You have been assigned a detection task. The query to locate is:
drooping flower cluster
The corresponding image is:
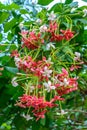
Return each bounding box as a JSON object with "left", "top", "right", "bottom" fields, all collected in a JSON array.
[
  {"left": 12, "top": 54, "right": 78, "bottom": 120},
  {"left": 16, "top": 94, "right": 64, "bottom": 121},
  {"left": 20, "top": 21, "right": 74, "bottom": 50},
  {"left": 11, "top": 11, "right": 81, "bottom": 121}
]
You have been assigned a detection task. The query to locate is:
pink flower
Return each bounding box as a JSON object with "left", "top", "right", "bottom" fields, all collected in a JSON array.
[{"left": 70, "top": 65, "right": 81, "bottom": 71}]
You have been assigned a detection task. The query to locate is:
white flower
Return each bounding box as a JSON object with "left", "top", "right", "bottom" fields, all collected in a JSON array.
[
  {"left": 52, "top": 76, "right": 58, "bottom": 83},
  {"left": 30, "top": 86, "right": 35, "bottom": 93},
  {"left": 59, "top": 81, "right": 64, "bottom": 87},
  {"left": 61, "top": 110, "right": 68, "bottom": 115},
  {"left": 46, "top": 57, "right": 53, "bottom": 65},
  {"left": 11, "top": 77, "right": 18, "bottom": 87},
  {"left": 22, "top": 113, "right": 33, "bottom": 121},
  {"left": 48, "top": 11, "right": 56, "bottom": 21},
  {"left": 57, "top": 110, "right": 68, "bottom": 115},
  {"left": 43, "top": 66, "right": 52, "bottom": 77},
  {"left": 43, "top": 80, "right": 56, "bottom": 92},
  {"left": 63, "top": 78, "right": 69, "bottom": 87},
  {"left": 46, "top": 42, "right": 55, "bottom": 50},
  {"left": 40, "top": 25, "right": 47, "bottom": 32},
  {"left": 75, "top": 52, "right": 81, "bottom": 58},
  {"left": 58, "top": 78, "right": 69, "bottom": 87},
  {"left": 14, "top": 57, "right": 21, "bottom": 68},
  {"left": 74, "top": 52, "right": 81, "bottom": 61},
  {"left": 83, "top": 9, "right": 87, "bottom": 17}
]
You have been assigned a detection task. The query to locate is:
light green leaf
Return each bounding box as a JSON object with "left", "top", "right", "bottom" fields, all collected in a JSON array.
[
  {"left": 4, "top": 18, "right": 17, "bottom": 33},
  {"left": 5, "top": 67, "right": 18, "bottom": 74},
  {"left": 0, "top": 12, "right": 9, "bottom": 24}
]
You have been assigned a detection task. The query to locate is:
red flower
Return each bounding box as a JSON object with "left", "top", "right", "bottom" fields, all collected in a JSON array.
[
  {"left": 34, "top": 110, "right": 47, "bottom": 121},
  {"left": 60, "top": 29, "right": 74, "bottom": 40},
  {"left": 21, "top": 31, "right": 44, "bottom": 50},
  {"left": 10, "top": 50, "right": 19, "bottom": 57}
]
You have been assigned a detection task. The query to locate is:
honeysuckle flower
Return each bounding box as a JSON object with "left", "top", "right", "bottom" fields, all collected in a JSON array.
[
  {"left": 40, "top": 25, "right": 47, "bottom": 32},
  {"left": 22, "top": 113, "right": 33, "bottom": 121},
  {"left": 30, "top": 86, "right": 35, "bottom": 93},
  {"left": 63, "top": 78, "right": 69, "bottom": 87},
  {"left": 42, "top": 66, "right": 52, "bottom": 77},
  {"left": 14, "top": 57, "right": 21, "bottom": 68},
  {"left": 52, "top": 76, "right": 58, "bottom": 84},
  {"left": 43, "top": 81, "right": 56, "bottom": 92},
  {"left": 46, "top": 58, "right": 53, "bottom": 65},
  {"left": 75, "top": 52, "right": 81, "bottom": 58},
  {"left": 11, "top": 77, "right": 18, "bottom": 87},
  {"left": 57, "top": 110, "right": 68, "bottom": 115},
  {"left": 46, "top": 42, "right": 55, "bottom": 50},
  {"left": 48, "top": 11, "right": 56, "bottom": 21},
  {"left": 74, "top": 52, "right": 81, "bottom": 61},
  {"left": 83, "top": 9, "right": 87, "bottom": 17}
]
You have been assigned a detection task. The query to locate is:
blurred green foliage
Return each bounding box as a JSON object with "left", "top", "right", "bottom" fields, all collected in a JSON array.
[{"left": 0, "top": 0, "right": 87, "bottom": 129}]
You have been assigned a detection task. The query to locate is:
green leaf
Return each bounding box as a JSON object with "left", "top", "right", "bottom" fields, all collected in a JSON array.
[
  {"left": 40, "top": 118, "right": 46, "bottom": 126},
  {"left": 69, "top": 2, "right": 78, "bottom": 7},
  {"left": 65, "top": 0, "right": 73, "bottom": 4},
  {"left": 0, "top": 12, "right": 9, "bottom": 24},
  {"left": 0, "top": 34, "right": 3, "bottom": 42},
  {"left": 49, "top": 3, "right": 63, "bottom": 13},
  {"left": 13, "top": 115, "right": 27, "bottom": 130},
  {"left": 0, "top": 2, "right": 5, "bottom": 10},
  {"left": 38, "top": 0, "right": 53, "bottom": 5},
  {"left": 0, "top": 53, "right": 6, "bottom": 57},
  {"left": 4, "top": 18, "right": 17, "bottom": 33},
  {"left": 20, "top": 9, "right": 29, "bottom": 14},
  {"left": 7, "top": 33, "right": 13, "bottom": 41},
  {"left": 5, "top": 3, "right": 20, "bottom": 10},
  {"left": 5, "top": 67, "right": 18, "bottom": 74}
]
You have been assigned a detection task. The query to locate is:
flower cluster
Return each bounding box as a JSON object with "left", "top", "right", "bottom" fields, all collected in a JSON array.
[
  {"left": 11, "top": 11, "right": 80, "bottom": 121},
  {"left": 20, "top": 21, "right": 74, "bottom": 50},
  {"left": 16, "top": 94, "right": 64, "bottom": 121},
  {"left": 12, "top": 54, "right": 78, "bottom": 120},
  {"left": 21, "top": 31, "right": 44, "bottom": 49}
]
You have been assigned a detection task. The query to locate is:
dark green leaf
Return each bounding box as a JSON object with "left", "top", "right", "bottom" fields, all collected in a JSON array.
[
  {"left": 38, "top": 0, "right": 53, "bottom": 5},
  {"left": 0, "top": 34, "right": 3, "bottom": 42},
  {"left": 65, "top": 0, "right": 73, "bottom": 4}
]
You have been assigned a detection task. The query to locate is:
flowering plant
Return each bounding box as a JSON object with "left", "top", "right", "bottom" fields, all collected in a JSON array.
[
  {"left": 0, "top": 0, "right": 87, "bottom": 129},
  {"left": 11, "top": 10, "right": 84, "bottom": 121}
]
